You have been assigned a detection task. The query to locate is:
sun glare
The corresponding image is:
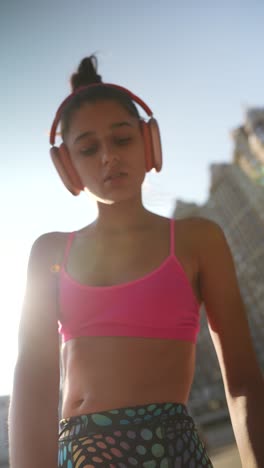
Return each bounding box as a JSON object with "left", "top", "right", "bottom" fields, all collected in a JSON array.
[{"left": 0, "top": 241, "right": 29, "bottom": 396}]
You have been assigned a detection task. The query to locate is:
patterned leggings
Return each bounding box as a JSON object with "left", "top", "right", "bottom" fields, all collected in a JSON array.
[{"left": 58, "top": 402, "right": 213, "bottom": 467}]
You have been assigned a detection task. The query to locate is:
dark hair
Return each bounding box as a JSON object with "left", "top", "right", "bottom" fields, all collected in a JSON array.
[{"left": 61, "top": 55, "right": 140, "bottom": 140}]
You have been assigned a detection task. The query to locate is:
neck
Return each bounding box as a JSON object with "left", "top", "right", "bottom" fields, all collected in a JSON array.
[{"left": 94, "top": 196, "right": 155, "bottom": 235}]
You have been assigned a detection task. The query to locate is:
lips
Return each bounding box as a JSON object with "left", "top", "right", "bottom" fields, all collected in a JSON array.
[{"left": 104, "top": 172, "right": 127, "bottom": 182}]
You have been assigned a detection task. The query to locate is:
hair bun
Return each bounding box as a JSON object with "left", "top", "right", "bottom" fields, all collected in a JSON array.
[{"left": 70, "top": 55, "right": 102, "bottom": 91}]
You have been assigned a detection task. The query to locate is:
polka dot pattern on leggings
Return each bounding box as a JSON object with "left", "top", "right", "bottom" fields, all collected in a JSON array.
[{"left": 58, "top": 402, "right": 213, "bottom": 467}]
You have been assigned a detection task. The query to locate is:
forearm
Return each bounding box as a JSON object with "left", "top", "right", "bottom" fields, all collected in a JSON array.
[
  {"left": 225, "top": 379, "right": 264, "bottom": 468},
  {"left": 8, "top": 364, "right": 59, "bottom": 468}
]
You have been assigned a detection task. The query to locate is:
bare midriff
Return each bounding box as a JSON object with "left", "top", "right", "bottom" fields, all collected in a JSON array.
[
  {"left": 56, "top": 215, "right": 203, "bottom": 419},
  {"left": 60, "top": 336, "right": 196, "bottom": 418}
]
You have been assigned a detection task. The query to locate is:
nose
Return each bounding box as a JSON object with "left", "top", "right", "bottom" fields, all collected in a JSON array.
[{"left": 100, "top": 142, "right": 120, "bottom": 166}]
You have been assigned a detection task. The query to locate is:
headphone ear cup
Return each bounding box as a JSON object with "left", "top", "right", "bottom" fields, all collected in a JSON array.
[
  {"left": 140, "top": 121, "right": 154, "bottom": 172},
  {"left": 148, "top": 118, "right": 162, "bottom": 172},
  {"left": 50, "top": 144, "right": 84, "bottom": 196}
]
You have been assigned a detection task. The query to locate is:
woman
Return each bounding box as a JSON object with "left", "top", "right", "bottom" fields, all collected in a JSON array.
[{"left": 9, "top": 56, "right": 264, "bottom": 468}]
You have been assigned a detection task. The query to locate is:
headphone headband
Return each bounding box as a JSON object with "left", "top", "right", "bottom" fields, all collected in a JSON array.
[{"left": 49, "top": 83, "right": 154, "bottom": 146}]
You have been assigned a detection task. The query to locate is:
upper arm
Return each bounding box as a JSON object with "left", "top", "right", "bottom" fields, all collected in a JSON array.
[
  {"left": 197, "top": 219, "right": 262, "bottom": 394},
  {"left": 16, "top": 233, "right": 61, "bottom": 383}
]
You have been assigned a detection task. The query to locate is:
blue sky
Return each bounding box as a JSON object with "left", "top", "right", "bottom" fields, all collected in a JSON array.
[{"left": 1, "top": 0, "right": 264, "bottom": 394}]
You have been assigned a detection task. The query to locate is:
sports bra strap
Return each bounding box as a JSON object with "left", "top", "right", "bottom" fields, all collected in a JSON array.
[
  {"left": 61, "top": 222, "right": 175, "bottom": 268},
  {"left": 170, "top": 218, "right": 175, "bottom": 256},
  {"left": 61, "top": 232, "right": 75, "bottom": 269}
]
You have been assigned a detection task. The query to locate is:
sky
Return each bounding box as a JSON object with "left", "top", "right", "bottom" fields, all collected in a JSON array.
[{"left": 1, "top": 0, "right": 264, "bottom": 395}]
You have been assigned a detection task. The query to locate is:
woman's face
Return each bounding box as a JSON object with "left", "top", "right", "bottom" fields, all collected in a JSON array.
[{"left": 65, "top": 99, "right": 146, "bottom": 204}]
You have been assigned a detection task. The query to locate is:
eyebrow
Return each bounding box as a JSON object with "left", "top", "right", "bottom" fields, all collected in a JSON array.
[{"left": 73, "top": 121, "right": 134, "bottom": 144}]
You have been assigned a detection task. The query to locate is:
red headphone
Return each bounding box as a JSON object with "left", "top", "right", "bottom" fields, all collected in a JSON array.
[{"left": 49, "top": 83, "right": 163, "bottom": 196}]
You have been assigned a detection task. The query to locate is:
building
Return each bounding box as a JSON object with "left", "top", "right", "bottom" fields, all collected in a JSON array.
[
  {"left": 0, "top": 396, "right": 9, "bottom": 468},
  {"left": 174, "top": 108, "right": 264, "bottom": 424},
  {"left": 232, "top": 107, "right": 264, "bottom": 185}
]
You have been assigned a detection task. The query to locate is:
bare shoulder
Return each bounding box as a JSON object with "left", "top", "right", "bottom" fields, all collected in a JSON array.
[
  {"left": 176, "top": 215, "right": 221, "bottom": 236},
  {"left": 173, "top": 215, "right": 221, "bottom": 253},
  {"left": 31, "top": 230, "right": 71, "bottom": 268},
  {"left": 29, "top": 230, "right": 62, "bottom": 254},
  {"left": 185, "top": 216, "right": 230, "bottom": 271},
  {"left": 173, "top": 214, "right": 218, "bottom": 232}
]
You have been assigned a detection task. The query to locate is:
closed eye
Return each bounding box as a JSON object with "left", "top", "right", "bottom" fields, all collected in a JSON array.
[
  {"left": 80, "top": 145, "right": 98, "bottom": 156},
  {"left": 115, "top": 137, "right": 132, "bottom": 145},
  {"left": 80, "top": 138, "right": 132, "bottom": 156}
]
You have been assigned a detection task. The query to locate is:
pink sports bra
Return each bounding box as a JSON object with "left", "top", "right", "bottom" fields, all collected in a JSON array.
[{"left": 57, "top": 218, "right": 200, "bottom": 343}]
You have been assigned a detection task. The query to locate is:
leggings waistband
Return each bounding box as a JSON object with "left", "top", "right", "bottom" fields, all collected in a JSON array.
[{"left": 59, "top": 402, "right": 195, "bottom": 440}]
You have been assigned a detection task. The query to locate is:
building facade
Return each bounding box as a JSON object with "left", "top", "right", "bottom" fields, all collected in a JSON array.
[
  {"left": 173, "top": 113, "right": 264, "bottom": 423},
  {"left": 0, "top": 396, "right": 9, "bottom": 467}
]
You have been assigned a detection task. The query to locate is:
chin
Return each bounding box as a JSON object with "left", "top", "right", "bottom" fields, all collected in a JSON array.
[
  {"left": 99, "top": 194, "right": 141, "bottom": 205},
  {"left": 84, "top": 186, "right": 142, "bottom": 205}
]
